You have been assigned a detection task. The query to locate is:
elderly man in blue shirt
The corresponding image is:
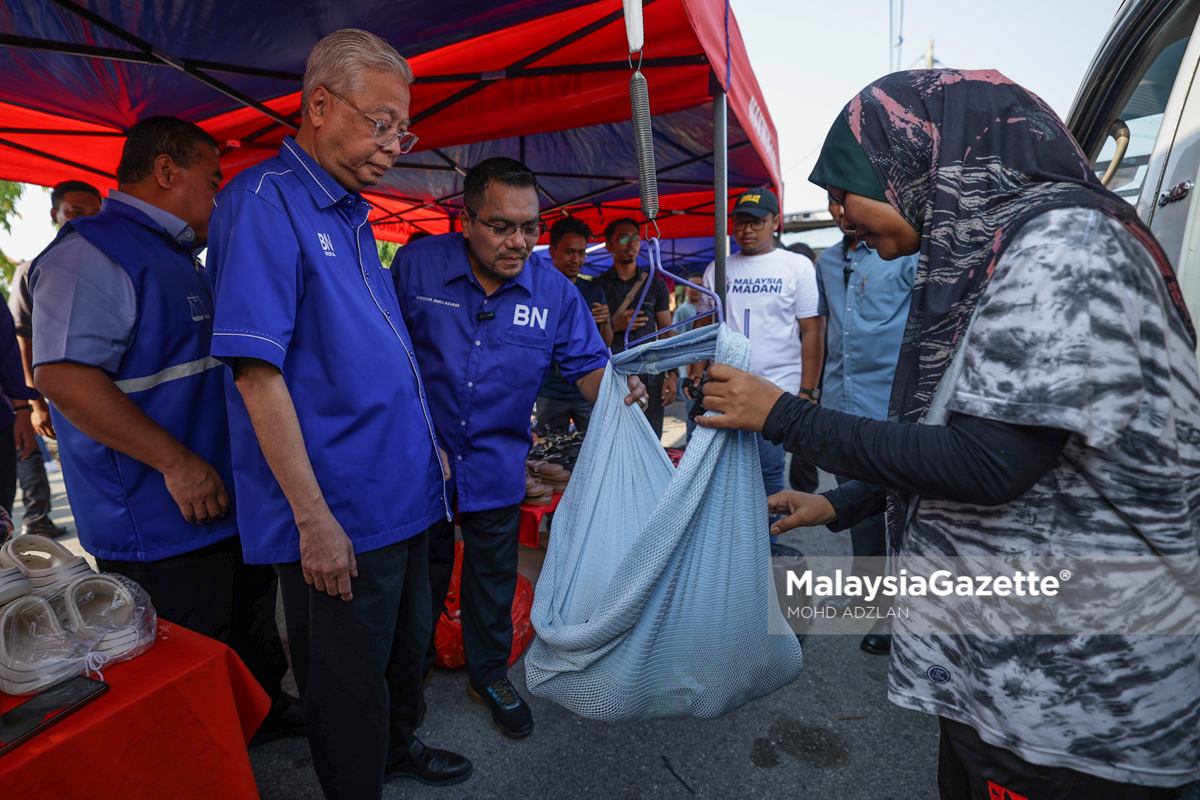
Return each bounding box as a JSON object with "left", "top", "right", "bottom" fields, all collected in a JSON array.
[
  {"left": 814, "top": 196, "right": 918, "bottom": 656},
  {"left": 206, "top": 30, "right": 472, "bottom": 798},
  {"left": 392, "top": 157, "right": 646, "bottom": 741}
]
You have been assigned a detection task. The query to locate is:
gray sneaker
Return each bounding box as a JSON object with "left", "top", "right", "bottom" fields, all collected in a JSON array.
[{"left": 22, "top": 518, "right": 68, "bottom": 539}]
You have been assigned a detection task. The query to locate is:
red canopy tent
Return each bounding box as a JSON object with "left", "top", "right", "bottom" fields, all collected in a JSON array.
[{"left": 0, "top": 0, "right": 780, "bottom": 251}]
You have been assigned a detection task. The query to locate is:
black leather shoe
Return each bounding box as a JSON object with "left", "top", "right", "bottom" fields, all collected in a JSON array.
[
  {"left": 385, "top": 738, "right": 473, "bottom": 786},
  {"left": 468, "top": 677, "right": 533, "bottom": 739},
  {"left": 861, "top": 633, "right": 892, "bottom": 655}
]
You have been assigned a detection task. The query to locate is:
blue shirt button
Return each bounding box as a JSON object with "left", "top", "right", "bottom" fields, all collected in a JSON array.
[
  {"left": 456, "top": 455, "right": 462, "bottom": 461},
  {"left": 475, "top": 340, "right": 481, "bottom": 346},
  {"left": 467, "top": 382, "right": 473, "bottom": 388},
  {"left": 460, "top": 420, "right": 466, "bottom": 426}
]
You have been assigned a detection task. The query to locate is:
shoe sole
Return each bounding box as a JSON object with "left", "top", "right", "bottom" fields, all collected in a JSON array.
[
  {"left": 467, "top": 684, "right": 533, "bottom": 739},
  {"left": 385, "top": 765, "right": 474, "bottom": 787}
]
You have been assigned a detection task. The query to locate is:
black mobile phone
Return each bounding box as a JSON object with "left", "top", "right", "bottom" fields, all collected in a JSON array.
[{"left": 0, "top": 675, "right": 109, "bottom": 756}]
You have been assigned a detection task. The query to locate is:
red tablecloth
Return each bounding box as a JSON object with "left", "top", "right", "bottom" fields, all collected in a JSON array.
[
  {"left": 519, "top": 491, "right": 562, "bottom": 548},
  {"left": 0, "top": 620, "right": 270, "bottom": 800}
]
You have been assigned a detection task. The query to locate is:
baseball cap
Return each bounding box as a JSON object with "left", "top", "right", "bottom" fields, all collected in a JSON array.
[{"left": 732, "top": 188, "right": 779, "bottom": 218}]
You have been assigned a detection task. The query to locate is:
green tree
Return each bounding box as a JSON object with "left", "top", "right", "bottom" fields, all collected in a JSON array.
[
  {"left": 376, "top": 238, "right": 400, "bottom": 268},
  {"left": 0, "top": 181, "right": 24, "bottom": 293}
]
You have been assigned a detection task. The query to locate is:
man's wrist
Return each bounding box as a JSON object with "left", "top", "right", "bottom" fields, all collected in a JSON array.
[{"left": 798, "top": 387, "right": 821, "bottom": 401}]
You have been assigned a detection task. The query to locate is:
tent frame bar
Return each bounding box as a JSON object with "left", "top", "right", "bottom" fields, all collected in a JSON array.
[
  {"left": 0, "top": 136, "right": 115, "bottom": 179},
  {"left": 36, "top": 0, "right": 299, "bottom": 130}
]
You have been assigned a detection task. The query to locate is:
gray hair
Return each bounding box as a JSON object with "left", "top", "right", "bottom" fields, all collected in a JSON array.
[{"left": 301, "top": 29, "right": 414, "bottom": 120}]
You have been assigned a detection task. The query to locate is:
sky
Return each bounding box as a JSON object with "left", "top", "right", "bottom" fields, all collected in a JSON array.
[
  {"left": 0, "top": 0, "right": 1127, "bottom": 260},
  {"left": 730, "top": 0, "right": 1125, "bottom": 245}
]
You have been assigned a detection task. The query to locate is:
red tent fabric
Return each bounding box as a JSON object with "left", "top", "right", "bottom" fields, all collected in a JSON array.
[{"left": 0, "top": 0, "right": 781, "bottom": 243}]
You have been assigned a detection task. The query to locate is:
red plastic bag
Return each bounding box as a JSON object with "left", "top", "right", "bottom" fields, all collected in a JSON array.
[{"left": 434, "top": 541, "right": 535, "bottom": 669}]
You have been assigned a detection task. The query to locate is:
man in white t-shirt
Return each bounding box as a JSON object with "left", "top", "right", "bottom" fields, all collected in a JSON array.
[{"left": 691, "top": 188, "right": 825, "bottom": 502}]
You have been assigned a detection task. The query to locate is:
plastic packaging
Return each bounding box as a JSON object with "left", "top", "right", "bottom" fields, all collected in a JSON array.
[
  {"left": 41, "top": 571, "right": 157, "bottom": 679},
  {"left": 434, "top": 541, "right": 534, "bottom": 670}
]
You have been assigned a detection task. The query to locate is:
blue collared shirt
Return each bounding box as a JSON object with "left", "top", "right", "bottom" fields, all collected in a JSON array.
[
  {"left": 392, "top": 233, "right": 610, "bottom": 512},
  {"left": 815, "top": 240, "right": 917, "bottom": 420},
  {"left": 207, "top": 137, "right": 448, "bottom": 564}
]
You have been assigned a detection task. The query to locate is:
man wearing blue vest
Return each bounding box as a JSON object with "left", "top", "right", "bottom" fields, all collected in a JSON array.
[
  {"left": 30, "top": 117, "right": 289, "bottom": 728},
  {"left": 206, "top": 29, "right": 472, "bottom": 798},
  {"left": 392, "top": 157, "right": 646, "bottom": 740}
]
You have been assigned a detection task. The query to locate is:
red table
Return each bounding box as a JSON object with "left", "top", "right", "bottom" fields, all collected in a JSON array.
[
  {"left": 0, "top": 621, "right": 270, "bottom": 800},
  {"left": 519, "top": 491, "right": 562, "bottom": 547}
]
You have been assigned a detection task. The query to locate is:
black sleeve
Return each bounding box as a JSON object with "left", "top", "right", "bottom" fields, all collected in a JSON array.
[
  {"left": 762, "top": 394, "right": 1071, "bottom": 506},
  {"left": 820, "top": 480, "right": 887, "bottom": 531}
]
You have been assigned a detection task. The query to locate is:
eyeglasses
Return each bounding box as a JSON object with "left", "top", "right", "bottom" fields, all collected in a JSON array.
[
  {"left": 327, "top": 89, "right": 418, "bottom": 153},
  {"left": 465, "top": 206, "right": 545, "bottom": 239},
  {"left": 731, "top": 217, "right": 770, "bottom": 232},
  {"left": 616, "top": 233, "right": 640, "bottom": 245},
  {"left": 827, "top": 189, "right": 847, "bottom": 208}
]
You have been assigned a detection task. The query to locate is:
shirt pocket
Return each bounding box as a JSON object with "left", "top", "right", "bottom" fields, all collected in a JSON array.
[
  {"left": 854, "top": 268, "right": 912, "bottom": 323},
  {"left": 498, "top": 325, "right": 552, "bottom": 390}
]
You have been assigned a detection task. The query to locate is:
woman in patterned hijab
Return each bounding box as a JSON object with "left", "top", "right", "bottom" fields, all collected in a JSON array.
[
  {"left": 700, "top": 69, "right": 1200, "bottom": 796},
  {"left": 806, "top": 68, "right": 1198, "bottom": 551}
]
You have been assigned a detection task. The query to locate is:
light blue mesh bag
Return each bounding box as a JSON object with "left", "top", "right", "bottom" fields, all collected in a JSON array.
[{"left": 525, "top": 323, "right": 803, "bottom": 721}]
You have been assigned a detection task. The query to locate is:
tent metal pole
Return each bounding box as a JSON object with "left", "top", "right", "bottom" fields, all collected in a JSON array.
[{"left": 713, "top": 85, "right": 728, "bottom": 310}]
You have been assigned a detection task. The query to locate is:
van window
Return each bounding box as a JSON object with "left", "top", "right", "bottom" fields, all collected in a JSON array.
[{"left": 1092, "top": 3, "right": 1200, "bottom": 202}]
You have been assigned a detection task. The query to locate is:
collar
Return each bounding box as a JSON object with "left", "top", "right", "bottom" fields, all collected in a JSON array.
[
  {"left": 278, "top": 137, "right": 354, "bottom": 211},
  {"left": 105, "top": 190, "right": 196, "bottom": 247},
  {"left": 445, "top": 237, "right": 534, "bottom": 295}
]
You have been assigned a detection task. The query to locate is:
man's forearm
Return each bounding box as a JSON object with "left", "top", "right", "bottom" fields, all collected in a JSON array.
[
  {"left": 35, "top": 362, "right": 189, "bottom": 471},
  {"left": 799, "top": 318, "right": 826, "bottom": 390},
  {"left": 233, "top": 358, "right": 329, "bottom": 526},
  {"left": 17, "top": 336, "right": 35, "bottom": 390},
  {"left": 576, "top": 368, "right": 603, "bottom": 403}
]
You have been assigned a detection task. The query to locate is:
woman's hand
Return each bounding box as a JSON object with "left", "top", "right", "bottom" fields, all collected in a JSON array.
[
  {"left": 695, "top": 364, "right": 785, "bottom": 432},
  {"left": 768, "top": 490, "right": 836, "bottom": 535}
]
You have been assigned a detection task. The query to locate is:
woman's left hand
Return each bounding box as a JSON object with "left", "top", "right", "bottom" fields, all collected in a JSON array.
[{"left": 696, "top": 364, "right": 785, "bottom": 432}]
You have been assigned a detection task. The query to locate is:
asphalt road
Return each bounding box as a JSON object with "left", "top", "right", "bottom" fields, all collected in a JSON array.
[{"left": 249, "top": 457, "right": 942, "bottom": 800}]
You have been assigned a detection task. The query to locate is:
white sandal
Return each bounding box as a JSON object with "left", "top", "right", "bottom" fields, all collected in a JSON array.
[{"left": 0, "top": 534, "right": 94, "bottom": 590}]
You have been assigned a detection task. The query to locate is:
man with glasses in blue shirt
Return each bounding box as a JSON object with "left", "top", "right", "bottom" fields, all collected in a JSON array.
[
  {"left": 392, "top": 157, "right": 646, "bottom": 741},
  {"left": 206, "top": 29, "right": 472, "bottom": 798}
]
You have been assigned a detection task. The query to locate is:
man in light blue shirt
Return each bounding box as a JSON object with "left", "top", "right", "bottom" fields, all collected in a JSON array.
[{"left": 813, "top": 198, "right": 917, "bottom": 655}]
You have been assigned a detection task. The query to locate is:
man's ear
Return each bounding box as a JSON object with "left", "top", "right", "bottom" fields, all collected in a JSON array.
[
  {"left": 459, "top": 207, "right": 471, "bottom": 238},
  {"left": 153, "top": 154, "right": 175, "bottom": 190},
  {"left": 307, "top": 86, "right": 329, "bottom": 129}
]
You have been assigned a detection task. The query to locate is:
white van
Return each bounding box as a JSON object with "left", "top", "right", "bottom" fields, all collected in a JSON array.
[{"left": 1070, "top": 0, "right": 1200, "bottom": 357}]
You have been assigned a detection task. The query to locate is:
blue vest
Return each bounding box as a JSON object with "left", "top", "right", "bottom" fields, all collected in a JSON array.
[{"left": 38, "top": 203, "right": 237, "bottom": 561}]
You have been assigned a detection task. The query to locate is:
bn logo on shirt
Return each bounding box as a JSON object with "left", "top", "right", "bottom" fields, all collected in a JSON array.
[
  {"left": 318, "top": 233, "right": 336, "bottom": 257},
  {"left": 513, "top": 304, "right": 548, "bottom": 330}
]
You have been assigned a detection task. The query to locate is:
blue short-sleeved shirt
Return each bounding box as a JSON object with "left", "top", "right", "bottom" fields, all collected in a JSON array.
[
  {"left": 814, "top": 240, "right": 917, "bottom": 420},
  {"left": 392, "top": 234, "right": 610, "bottom": 512},
  {"left": 207, "top": 137, "right": 448, "bottom": 564}
]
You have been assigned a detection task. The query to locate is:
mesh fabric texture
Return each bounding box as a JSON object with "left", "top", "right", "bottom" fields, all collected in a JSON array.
[{"left": 526, "top": 324, "right": 803, "bottom": 721}]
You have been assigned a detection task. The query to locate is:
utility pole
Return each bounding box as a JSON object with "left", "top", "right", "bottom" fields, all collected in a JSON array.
[{"left": 927, "top": 39, "right": 934, "bottom": 69}]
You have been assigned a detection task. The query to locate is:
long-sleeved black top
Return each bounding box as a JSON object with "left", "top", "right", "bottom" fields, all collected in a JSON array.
[{"left": 761, "top": 393, "right": 1071, "bottom": 530}]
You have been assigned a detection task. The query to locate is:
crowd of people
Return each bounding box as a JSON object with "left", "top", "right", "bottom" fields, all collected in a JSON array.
[{"left": 1, "top": 24, "right": 1197, "bottom": 800}]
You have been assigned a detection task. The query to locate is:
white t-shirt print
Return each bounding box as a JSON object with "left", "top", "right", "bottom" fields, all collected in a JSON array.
[{"left": 703, "top": 248, "right": 821, "bottom": 391}]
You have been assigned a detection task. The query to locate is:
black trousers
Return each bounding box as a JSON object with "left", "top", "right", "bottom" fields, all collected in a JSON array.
[
  {"left": 639, "top": 373, "right": 666, "bottom": 440},
  {"left": 97, "top": 534, "right": 286, "bottom": 703},
  {"left": 425, "top": 500, "right": 521, "bottom": 689},
  {"left": 835, "top": 474, "right": 887, "bottom": 578},
  {"left": 16, "top": 438, "right": 51, "bottom": 526},
  {"left": 0, "top": 424, "right": 17, "bottom": 516},
  {"left": 938, "top": 717, "right": 1188, "bottom": 800},
  {"left": 276, "top": 532, "right": 431, "bottom": 800}
]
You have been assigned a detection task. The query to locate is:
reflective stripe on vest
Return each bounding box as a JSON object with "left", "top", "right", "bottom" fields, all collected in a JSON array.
[{"left": 114, "top": 356, "right": 224, "bottom": 394}]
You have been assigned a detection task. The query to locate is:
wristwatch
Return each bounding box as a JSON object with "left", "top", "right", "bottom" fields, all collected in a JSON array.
[
  {"left": 798, "top": 387, "right": 821, "bottom": 401},
  {"left": 12, "top": 404, "right": 31, "bottom": 413}
]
